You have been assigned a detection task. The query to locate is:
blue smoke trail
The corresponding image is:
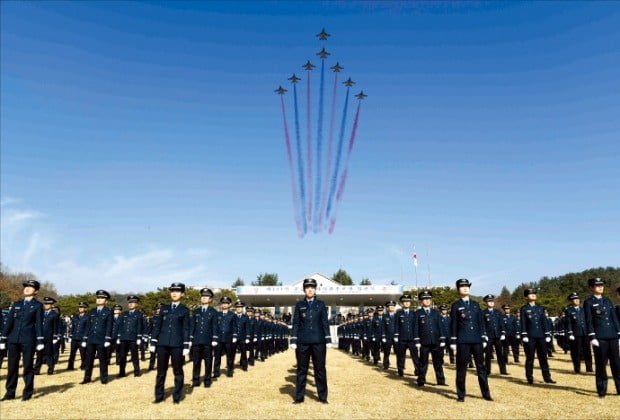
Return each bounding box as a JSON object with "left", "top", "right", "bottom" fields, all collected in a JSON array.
[
  {"left": 292, "top": 83, "right": 307, "bottom": 234},
  {"left": 313, "top": 59, "right": 325, "bottom": 233},
  {"left": 325, "top": 86, "right": 350, "bottom": 224}
]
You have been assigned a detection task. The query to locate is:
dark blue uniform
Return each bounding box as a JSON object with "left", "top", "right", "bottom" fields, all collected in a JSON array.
[
  {"left": 382, "top": 313, "right": 397, "bottom": 368},
  {"left": 246, "top": 315, "right": 257, "bottom": 365},
  {"left": 68, "top": 312, "right": 88, "bottom": 370},
  {"left": 394, "top": 309, "right": 420, "bottom": 376},
  {"left": 234, "top": 313, "right": 249, "bottom": 370},
  {"left": 519, "top": 303, "right": 553, "bottom": 383},
  {"left": 584, "top": 295, "right": 620, "bottom": 396},
  {"left": 370, "top": 314, "right": 384, "bottom": 364},
  {"left": 450, "top": 298, "right": 491, "bottom": 401},
  {"left": 151, "top": 302, "right": 191, "bottom": 403},
  {"left": 501, "top": 313, "right": 520, "bottom": 363},
  {"left": 440, "top": 313, "right": 454, "bottom": 364},
  {"left": 117, "top": 309, "right": 144, "bottom": 376},
  {"left": 564, "top": 305, "right": 593, "bottom": 373},
  {"left": 82, "top": 306, "right": 113, "bottom": 383},
  {"left": 291, "top": 298, "right": 331, "bottom": 402},
  {"left": 214, "top": 311, "right": 237, "bottom": 377},
  {"left": 0, "top": 311, "right": 6, "bottom": 370},
  {"left": 34, "top": 309, "right": 59, "bottom": 374},
  {"left": 1, "top": 298, "right": 44, "bottom": 400},
  {"left": 190, "top": 306, "right": 218, "bottom": 386},
  {"left": 414, "top": 307, "right": 446, "bottom": 386},
  {"left": 482, "top": 308, "right": 507, "bottom": 375}
]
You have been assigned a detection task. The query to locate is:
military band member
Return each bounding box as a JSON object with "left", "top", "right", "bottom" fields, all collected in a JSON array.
[
  {"left": 482, "top": 294, "right": 508, "bottom": 375},
  {"left": 213, "top": 296, "right": 237, "bottom": 378},
  {"left": 81, "top": 290, "right": 113, "bottom": 384},
  {"left": 520, "top": 288, "right": 556, "bottom": 385},
  {"left": 290, "top": 278, "right": 331, "bottom": 404},
  {"left": 116, "top": 295, "right": 144, "bottom": 377},
  {"left": 34, "top": 297, "right": 60, "bottom": 375},
  {"left": 382, "top": 301, "right": 397, "bottom": 369},
  {"left": 150, "top": 282, "right": 191, "bottom": 404},
  {"left": 439, "top": 304, "right": 454, "bottom": 364},
  {"left": 564, "top": 292, "right": 593, "bottom": 373},
  {"left": 450, "top": 278, "right": 492, "bottom": 402},
  {"left": 67, "top": 301, "right": 89, "bottom": 370},
  {"left": 0, "top": 279, "right": 45, "bottom": 401},
  {"left": 583, "top": 278, "right": 620, "bottom": 397},
  {"left": 501, "top": 304, "right": 520, "bottom": 364},
  {"left": 190, "top": 287, "right": 218, "bottom": 388},
  {"left": 394, "top": 294, "right": 420, "bottom": 377},
  {"left": 246, "top": 306, "right": 257, "bottom": 366},
  {"left": 233, "top": 300, "right": 249, "bottom": 371},
  {"left": 370, "top": 306, "right": 385, "bottom": 365},
  {"left": 413, "top": 290, "right": 446, "bottom": 387}
]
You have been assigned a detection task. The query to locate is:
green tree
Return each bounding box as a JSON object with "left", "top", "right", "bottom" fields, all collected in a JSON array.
[
  {"left": 360, "top": 278, "right": 372, "bottom": 286},
  {"left": 252, "top": 273, "right": 280, "bottom": 286},
  {"left": 231, "top": 277, "right": 245, "bottom": 288},
  {"left": 332, "top": 269, "right": 353, "bottom": 285}
]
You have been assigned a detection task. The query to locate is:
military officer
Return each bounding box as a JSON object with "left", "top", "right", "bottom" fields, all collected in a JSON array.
[
  {"left": 54, "top": 308, "right": 65, "bottom": 364},
  {"left": 253, "top": 309, "right": 263, "bottom": 361},
  {"left": 190, "top": 287, "right": 218, "bottom": 387},
  {"left": 233, "top": 300, "right": 249, "bottom": 371},
  {"left": 213, "top": 296, "right": 237, "bottom": 378},
  {"left": 150, "top": 282, "right": 191, "bottom": 404},
  {"left": 81, "top": 289, "right": 113, "bottom": 385},
  {"left": 34, "top": 297, "right": 60, "bottom": 375},
  {"left": 246, "top": 306, "right": 257, "bottom": 366},
  {"left": 370, "top": 306, "right": 385, "bottom": 365},
  {"left": 382, "top": 302, "right": 397, "bottom": 369},
  {"left": 362, "top": 308, "right": 373, "bottom": 362},
  {"left": 67, "top": 301, "right": 89, "bottom": 370},
  {"left": 110, "top": 304, "right": 123, "bottom": 365},
  {"left": 147, "top": 303, "right": 162, "bottom": 371},
  {"left": 290, "top": 278, "right": 331, "bottom": 404},
  {"left": 564, "top": 292, "right": 593, "bottom": 373},
  {"left": 501, "top": 304, "right": 520, "bottom": 364},
  {"left": 116, "top": 295, "right": 144, "bottom": 377},
  {"left": 394, "top": 294, "right": 420, "bottom": 377},
  {"left": 482, "top": 294, "right": 508, "bottom": 375},
  {"left": 0, "top": 279, "right": 45, "bottom": 401},
  {"left": 583, "top": 278, "right": 620, "bottom": 397},
  {"left": 520, "top": 288, "right": 556, "bottom": 385},
  {"left": 439, "top": 304, "right": 454, "bottom": 364},
  {"left": 450, "top": 278, "right": 492, "bottom": 402},
  {"left": 413, "top": 290, "right": 446, "bottom": 387}
]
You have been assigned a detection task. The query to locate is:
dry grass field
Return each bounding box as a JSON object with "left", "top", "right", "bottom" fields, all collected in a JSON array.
[{"left": 0, "top": 346, "right": 618, "bottom": 419}]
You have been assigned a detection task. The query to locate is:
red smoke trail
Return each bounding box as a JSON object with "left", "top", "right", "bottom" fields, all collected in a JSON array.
[{"left": 281, "top": 95, "right": 304, "bottom": 238}]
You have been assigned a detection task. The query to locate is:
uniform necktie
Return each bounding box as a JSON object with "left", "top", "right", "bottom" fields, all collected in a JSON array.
[
  {"left": 97, "top": 308, "right": 101, "bottom": 314},
  {"left": 425, "top": 308, "right": 430, "bottom": 315},
  {"left": 202, "top": 307, "right": 206, "bottom": 313}
]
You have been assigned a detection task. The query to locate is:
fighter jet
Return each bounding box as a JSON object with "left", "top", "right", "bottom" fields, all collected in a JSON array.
[
  {"left": 316, "top": 28, "right": 330, "bottom": 40},
  {"left": 355, "top": 90, "right": 367, "bottom": 100},
  {"left": 302, "top": 60, "right": 316, "bottom": 71},
  {"left": 330, "top": 62, "right": 344, "bottom": 72},
  {"left": 288, "top": 74, "right": 301, "bottom": 84},
  {"left": 274, "top": 86, "right": 287, "bottom": 95},
  {"left": 343, "top": 77, "right": 355, "bottom": 87},
  {"left": 317, "top": 48, "right": 330, "bottom": 59}
]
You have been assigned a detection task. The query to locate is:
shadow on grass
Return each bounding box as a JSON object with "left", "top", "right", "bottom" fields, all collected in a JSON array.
[
  {"left": 491, "top": 374, "right": 598, "bottom": 395},
  {"left": 35, "top": 382, "right": 76, "bottom": 398}
]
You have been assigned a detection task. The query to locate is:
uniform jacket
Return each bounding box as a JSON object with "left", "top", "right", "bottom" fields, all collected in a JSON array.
[
  {"left": 370, "top": 315, "right": 385, "bottom": 340},
  {"left": 519, "top": 304, "right": 550, "bottom": 339},
  {"left": 383, "top": 312, "right": 397, "bottom": 340},
  {"left": 42, "top": 309, "right": 60, "bottom": 341},
  {"left": 216, "top": 311, "right": 237, "bottom": 343},
  {"left": 246, "top": 316, "right": 256, "bottom": 340},
  {"left": 1, "top": 298, "right": 44, "bottom": 345},
  {"left": 83, "top": 306, "right": 113, "bottom": 345},
  {"left": 70, "top": 313, "right": 89, "bottom": 340},
  {"left": 583, "top": 295, "right": 620, "bottom": 340},
  {"left": 450, "top": 298, "right": 486, "bottom": 344},
  {"left": 483, "top": 308, "right": 505, "bottom": 340},
  {"left": 151, "top": 303, "right": 191, "bottom": 348},
  {"left": 414, "top": 308, "right": 444, "bottom": 346},
  {"left": 190, "top": 306, "right": 218, "bottom": 345},
  {"left": 394, "top": 309, "right": 416, "bottom": 341},
  {"left": 502, "top": 314, "right": 519, "bottom": 337},
  {"left": 291, "top": 298, "right": 331, "bottom": 345},
  {"left": 117, "top": 310, "right": 145, "bottom": 341},
  {"left": 234, "top": 313, "right": 248, "bottom": 341}
]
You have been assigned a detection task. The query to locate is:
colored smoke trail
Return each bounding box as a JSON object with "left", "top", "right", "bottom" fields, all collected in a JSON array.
[
  {"left": 280, "top": 95, "right": 304, "bottom": 238},
  {"left": 313, "top": 59, "right": 326, "bottom": 232},
  {"left": 319, "top": 72, "right": 339, "bottom": 231},
  {"left": 292, "top": 83, "right": 307, "bottom": 234},
  {"left": 324, "top": 86, "right": 350, "bottom": 224},
  {"left": 329, "top": 101, "right": 362, "bottom": 234},
  {"left": 305, "top": 72, "right": 313, "bottom": 228}
]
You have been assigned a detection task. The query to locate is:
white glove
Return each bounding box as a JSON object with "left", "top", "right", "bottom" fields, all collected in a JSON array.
[
  {"left": 68, "top": 338, "right": 72, "bottom": 343},
  {"left": 545, "top": 337, "right": 551, "bottom": 343},
  {"left": 483, "top": 342, "right": 487, "bottom": 349},
  {"left": 500, "top": 335, "right": 505, "bottom": 341},
  {"left": 245, "top": 339, "right": 250, "bottom": 344},
  {"left": 372, "top": 337, "right": 376, "bottom": 342},
  {"left": 326, "top": 343, "right": 333, "bottom": 348},
  {"left": 53, "top": 339, "right": 59, "bottom": 344},
  {"left": 394, "top": 338, "right": 399, "bottom": 343},
  {"left": 569, "top": 335, "right": 575, "bottom": 341},
  {"left": 182, "top": 348, "right": 190, "bottom": 356},
  {"left": 149, "top": 345, "right": 156, "bottom": 352},
  {"left": 516, "top": 334, "right": 521, "bottom": 339},
  {"left": 136, "top": 339, "right": 142, "bottom": 345},
  {"left": 81, "top": 341, "right": 87, "bottom": 348},
  {"left": 232, "top": 338, "right": 237, "bottom": 343},
  {"left": 104, "top": 341, "right": 111, "bottom": 348},
  {"left": 440, "top": 342, "right": 446, "bottom": 348},
  {"left": 450, "top": 344, "right": 457, "bottom": 352},
  {"left": 522, "top": 337, "right": 529, "bottom": 343},
  {"left": 36, "top": 344, "right": 45, "bottom": 351},
  {"left": 591, "top": 339, "right": 600, "bottom": 347},
  {"left": 415, "top": 343, "right": 421, "bottom": 349},
  {"left": 382, "top": 338, "right": 386, "bottom": 343},
  {"left": 290, "top": 343, "right": 297, "bottom": 350},
  {"left": 253, "top": 338, "right": 257, "bottom": 342},
  {"left": 211, "top": 341, "right": 218, "bottom": 347},
  {"left": 0, "top": 343, "right": 5, "bottom": 350},
  {"left": 116, "top": 339, "right": 121, "bottom": 345}
]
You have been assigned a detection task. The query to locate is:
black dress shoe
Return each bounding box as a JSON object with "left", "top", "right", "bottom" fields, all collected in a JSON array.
[
  {"left": 134, "top": 372, "right": 141, "bottom": 377},
  {"left": 80, "top": 379, "right": 91, "bottom": 384},
  {"left": 544, "top": 379, "right": 556, "bottom": 384},
  {"left": 527, "top": 378, "right": 533, "bottom": 385},
  {"left": 118, "top": 373, "right": 127, "bottom": 378},
  {"left": 484, "top": 396, "right": 494, "bottom": 401},
  {"left": 192, "top": 382, "right": 200, "bottom": 387},
  {"left": 292, "top": 399, "right": 304, "bottom": 404},
  {"left": 437, "top": 382, "right": 447, "bottom": 386},
  {"left": 204, "top": 382, "right": 211, "bottom": 388},
  {"left": 173, "top": 399, "right": 180, "bottom": 404},
  {"left": 397, "top": 370, "right": 404, "bottom": 377},
  {"left": 1, "top": 395, "right": 15, "bottom": 401},
  {"left": 101, "top": 378, "right": 109, "bottom": 384},
  {"left": 152, "top": 398, "right": 164, "bottom": 404},
  {"left": 457, "top": 397, "right": 465, "bottom": 402},
  {"left": 319, "top": 399, "right": 328, "bottom": 404},
  {"left": 21, "top": 394, "right": 32, "bottom": 401}
]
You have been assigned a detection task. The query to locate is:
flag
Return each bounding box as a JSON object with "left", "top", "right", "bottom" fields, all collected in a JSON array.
[{"left": 413, "top": 251, "right": 418, "bottom": 267}]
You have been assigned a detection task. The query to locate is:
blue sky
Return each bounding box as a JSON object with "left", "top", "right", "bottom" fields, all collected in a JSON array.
[{"left": 1, "top": 1, "right": 619, "bottom": 295}]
